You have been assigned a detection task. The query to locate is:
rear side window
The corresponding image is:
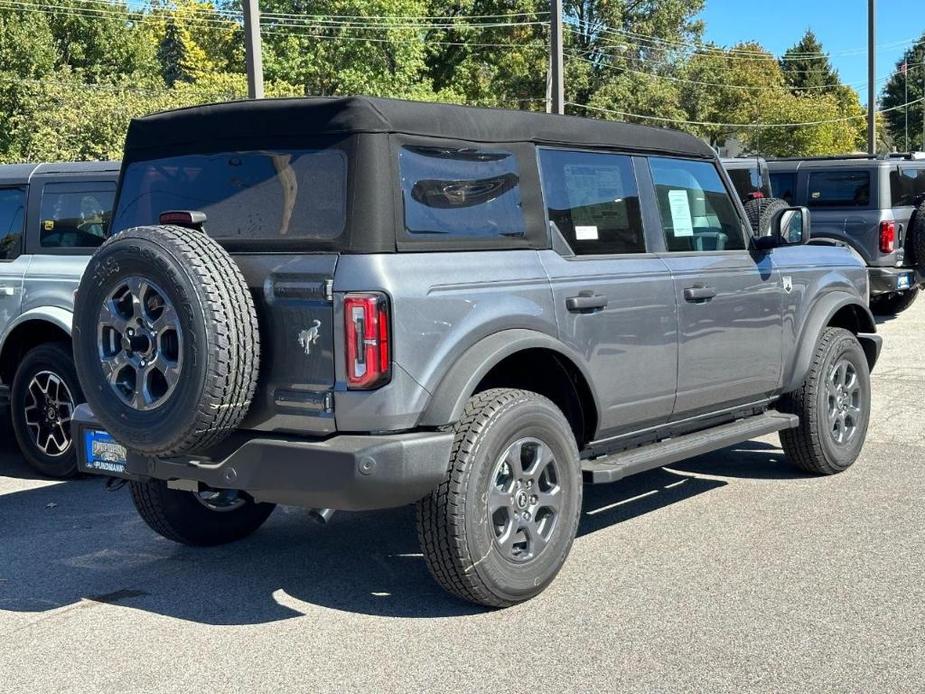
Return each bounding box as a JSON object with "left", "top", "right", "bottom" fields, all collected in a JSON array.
[
  {"left": 0, "top": 187, "right": 26, "bottom": 260},
  {"left": 538, "top": 148, "right": 645, "bottom": 255},
  {"left": 726, "top": 166, "right": 770, "bottom": 201},
  {"left": 770, "top": 172, "right": 797, "bottom": 204},
  {"left": 399, "top": 145, "right": 525, "bottom": 238},
  {"left": 808, "top": 171, "right": 870, "bottom": 207},
  {"left": 113, "top": 149, "right": 347, "bottom": 240},
  {"left": 39, "top": 182, "right": 115, "bottom": 249},
  {"left": 890, "top": 167, "right": 925, "bottom": 206},
  {"left": 649, "top": 158, "right": 745, "bottom": 252}
]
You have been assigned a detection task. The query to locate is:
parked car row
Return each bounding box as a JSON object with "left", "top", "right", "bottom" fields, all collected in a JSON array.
[
  {"left": 1, "top": 98, "right": 884, "bottom": 607},
  {"left": 722, "top": 153, "right": 925, "bottom": 315}
]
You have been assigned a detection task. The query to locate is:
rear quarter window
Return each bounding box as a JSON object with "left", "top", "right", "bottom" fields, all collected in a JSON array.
[
  {"left": 399, "top": 145, "right": 525, "bottom": 239},
  {"left": 807, "top": 171, "right": 871, "bottom": 207},
  {"left": 890, "top": 167, "right": 925, "bottom": 206},
  {"left": 769, "top": 172, "right": 797, "bottom": 204},
  {"left": 39, "top": 182, "right": 115, "bottom": 249}
]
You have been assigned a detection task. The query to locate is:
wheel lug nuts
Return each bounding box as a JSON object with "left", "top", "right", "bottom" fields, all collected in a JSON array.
[
  {"left": 523, "top": 511, "right": 531, "bottom": 521},
  {"left": 530, "top": 495, "right": 537, "bottom": 504}
]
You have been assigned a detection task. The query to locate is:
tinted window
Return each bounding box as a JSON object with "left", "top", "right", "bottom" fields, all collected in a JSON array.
[
  {"left": 399, "top": 145, "right": 525, "bottom": 238},
  {"left": 113, "top": 149, "right": 347, "bottom": 240},
  {"left": 39, "top": 183, "right": 115, "bottom": 249},
  {"left": 770, "top": 172, "right": 797, "bottom": 204},
  {"left": 0, "top": 187, "right": 26, "bottom": 260},
  {"left": 890, "top": 167, "right": 925, "bottom": 206},
  {"left": 649, "top": 158, "right": 745, "bottom": 252},
  {"left": 726, "top": 165, "right": 770, "bottom": 201},
  {"left": 807, "top": 171, "right": 870, "bottom": 207},
  {"left": 538, "top": 149, "right": 645, "bottom": 255}
]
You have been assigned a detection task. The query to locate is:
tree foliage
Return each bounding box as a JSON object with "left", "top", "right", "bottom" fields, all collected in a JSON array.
[
  {"left": 881, "top": 32, "right": 925, "bottom": 152},
  {"left": 0, "top": 0, "right": 886, "bottom": 162}
]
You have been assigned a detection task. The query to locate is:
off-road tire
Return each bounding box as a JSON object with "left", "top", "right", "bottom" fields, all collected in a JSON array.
[
  {"left": 870, "top": 287, "right": 919, "bottom": 316},
  {"left": 73, "top": 225, "right": 259, "bottom": 456},
  {"left": 10, "top": 343, "right": 85, "bottom": 478},
  {"left": 742, "top": 197, "right": 789, "bottom": 236},
  {"left": 779, "top": 327, "right": 871, "bottom": 475},
  {"left": 416, "top": 388, "right": 582, "bottom": 608},
  {"left": 906, "top": 200, "right": 925, "bottom": 273},
  {"left": 130, "top": 479, "right": 275, "bottom": 546}
]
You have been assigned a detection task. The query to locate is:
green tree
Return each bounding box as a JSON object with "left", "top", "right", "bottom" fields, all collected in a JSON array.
[
  {"left": 780, "top": 29, "right": 839, "bottom": 94},
  {"left": 881, "top": 32, "right": 925, "bottom": 152}
]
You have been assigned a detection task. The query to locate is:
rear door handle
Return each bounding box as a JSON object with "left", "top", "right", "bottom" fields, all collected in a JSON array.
[
  {"left": 683, "top": 286, "right": 717, "bottom": 302},
  {"left": 566, "top": 292, "right": 608, "bottom": 313},
  {"left": 0, "top": 285, "right": 15, "bottom": 297}
]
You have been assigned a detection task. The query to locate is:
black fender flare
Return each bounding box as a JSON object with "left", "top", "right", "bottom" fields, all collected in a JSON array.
[
  {"left": 782, "top": 291, "right": 880, "bottom": 392},
  {"left": 417, "top": 328, "right": 600, "bottom": 427}
]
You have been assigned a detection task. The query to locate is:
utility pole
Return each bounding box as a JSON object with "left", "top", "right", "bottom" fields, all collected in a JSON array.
[
  {"left": 867, "top": 0, "right": 876, "bottom": 154},
  {"left": 549, "top": 0, "right": 564, "bottom": 115},
  {"left": 242, "top": 0, "right": 265, "bottom": 99}
]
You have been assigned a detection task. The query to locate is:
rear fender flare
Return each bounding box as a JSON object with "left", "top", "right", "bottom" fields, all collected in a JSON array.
[{"left": 417, "top": 328, "right": 600, "bottom": 427}]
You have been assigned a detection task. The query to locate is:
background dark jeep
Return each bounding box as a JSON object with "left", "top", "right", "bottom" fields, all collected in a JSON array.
[{"left": 72, "top": 97, "right": 879, "bottom": 607}]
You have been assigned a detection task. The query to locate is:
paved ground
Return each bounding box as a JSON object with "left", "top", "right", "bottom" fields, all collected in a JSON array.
[{"left": 2, "top": 303, "right": 924, "bottom": 693}]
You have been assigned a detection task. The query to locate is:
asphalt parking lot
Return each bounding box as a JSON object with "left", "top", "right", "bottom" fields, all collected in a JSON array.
[{"left": 2, "top": 303, "right": 924, "bottom": 693}]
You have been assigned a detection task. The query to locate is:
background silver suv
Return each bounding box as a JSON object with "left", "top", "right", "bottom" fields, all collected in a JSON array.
[{"left": 0, "top": 161, "right": 119, "bottom": 476}]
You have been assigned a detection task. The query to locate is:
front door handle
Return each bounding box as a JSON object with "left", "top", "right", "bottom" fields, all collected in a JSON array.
[
  {"left": 566, "top": 292, "right": 608, "bottom": 313},
  {"left": 683, "top": 286, "right": 717, "bottom": 302},
  {"left": 0, "top": 285, "right": 15, "bottom": 297}
]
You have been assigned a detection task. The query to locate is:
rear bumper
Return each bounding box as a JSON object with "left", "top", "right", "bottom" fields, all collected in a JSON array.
[
  {"left": 73, "top": 405, "right": 454, "bottom": 511},
  {"left": 868, "top": 267, "right": 921, "bottom": 295}
]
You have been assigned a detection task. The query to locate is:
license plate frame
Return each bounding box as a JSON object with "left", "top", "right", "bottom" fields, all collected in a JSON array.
[{"left": 82, "top": 429, "right": 128, "bottom": 475}]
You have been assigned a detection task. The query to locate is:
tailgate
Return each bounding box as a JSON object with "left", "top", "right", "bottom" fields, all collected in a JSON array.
[{"left": 233, "top": 253, "right": 339, "bottom": 435}]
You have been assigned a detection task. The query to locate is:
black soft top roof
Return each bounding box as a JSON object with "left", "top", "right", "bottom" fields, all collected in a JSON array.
[{"left": 123, "top": 96, "right": 715, "bottom": 161}]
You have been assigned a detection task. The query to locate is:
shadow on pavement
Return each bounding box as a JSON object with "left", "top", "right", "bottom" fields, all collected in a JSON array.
[{"left": 1, "top": 436, "right": 801, "bottom": 624}]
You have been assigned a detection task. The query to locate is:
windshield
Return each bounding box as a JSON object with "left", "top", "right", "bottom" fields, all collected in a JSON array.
[{"left": 112, "top": 149, "right": 347, "bottom": 240}]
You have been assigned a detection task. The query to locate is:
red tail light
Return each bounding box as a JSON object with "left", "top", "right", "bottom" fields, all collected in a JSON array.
[
  {"left": 344, "top": 292, "right": 390, "bottom": 389},
  {"left": 879, "top": 220, "right": 896, "bottom": 254}
]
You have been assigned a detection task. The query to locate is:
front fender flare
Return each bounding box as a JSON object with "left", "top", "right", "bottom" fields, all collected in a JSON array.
[
  {"left": 417, "top": 328, "right": 599, "bottom": 427},
  {"left": 782, "top": 292, "right": 878, "bottom": 392}
]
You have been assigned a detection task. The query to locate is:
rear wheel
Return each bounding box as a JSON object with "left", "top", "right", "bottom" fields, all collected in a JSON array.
[
  {"left": 10, "top": 343, "right": 84, "bottom": 478},
  {"left": 416, "top": 388, "right": 582, "bottom": 607},
  {"left": 869, "top": 287, "right": 919, "bottom": 315},
  {"left": 780, "top": 328, "right": 870, "bottom": 475},
  {"left": 130, "top": 479, "right": 275, "bottom": 546}
]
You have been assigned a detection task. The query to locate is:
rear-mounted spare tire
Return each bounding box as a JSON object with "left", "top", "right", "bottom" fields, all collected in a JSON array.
[{"left": 73, "top": 225, "right": 260, "bottom": 456}]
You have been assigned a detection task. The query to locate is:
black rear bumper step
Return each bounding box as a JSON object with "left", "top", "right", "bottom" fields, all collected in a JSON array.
[{"left": 581, "top": 410, "right": 798, "bottom": 484}]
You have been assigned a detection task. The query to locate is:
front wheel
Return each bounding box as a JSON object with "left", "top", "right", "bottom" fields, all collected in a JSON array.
[
  {"left": 10, "top": 342, "right": 84, "bottom": 478},
  {"left": 416, "top": 388, "right": 582, "bottom": 607},
  {"left": 130, "top": 480, "right": 275, "bottom": 546},
  {"left": 780, "top": 328, "right": 871, "bottom": 475}
]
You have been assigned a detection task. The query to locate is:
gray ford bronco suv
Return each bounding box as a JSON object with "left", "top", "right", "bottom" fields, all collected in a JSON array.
[
  {"left": 0, "top": 161, "right": 119, "bottom": 476},
  {"left": 71, "top": 97, "right": 880, "bottom": 607},
  {"left": 768, "top": 154, "right": 925, "bottom": 315}
]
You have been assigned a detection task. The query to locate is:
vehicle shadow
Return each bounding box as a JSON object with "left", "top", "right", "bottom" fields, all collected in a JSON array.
[{"left": 0, "top": 439, "right": 801, "bottom": 624}]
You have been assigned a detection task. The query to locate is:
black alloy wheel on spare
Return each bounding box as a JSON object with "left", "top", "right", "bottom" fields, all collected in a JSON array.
[{"left": 72, "top": 224, "right": 260, "bottom": 456}]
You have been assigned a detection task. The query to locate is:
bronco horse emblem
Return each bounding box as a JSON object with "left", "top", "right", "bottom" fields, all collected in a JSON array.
[{"left": 298, "top": 320, "right": 323, "bottom": 355}]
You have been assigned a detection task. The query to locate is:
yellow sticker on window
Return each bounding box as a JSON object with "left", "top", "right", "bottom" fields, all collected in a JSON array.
[{"left": 43, "top": 219, "right": 54, "bottom": 231}]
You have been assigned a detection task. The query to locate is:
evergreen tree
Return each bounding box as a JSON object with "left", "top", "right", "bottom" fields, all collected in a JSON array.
[
  {"left": 880, "top": 32, "right": 925, "bottom": 152},
  {"left": 780, "top": 29, "right": 839, "bottom": 94}
]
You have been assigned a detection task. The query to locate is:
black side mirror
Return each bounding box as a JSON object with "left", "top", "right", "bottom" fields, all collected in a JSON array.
[{"left": 752, "top": 206, "right": 811, "bottom": 250}]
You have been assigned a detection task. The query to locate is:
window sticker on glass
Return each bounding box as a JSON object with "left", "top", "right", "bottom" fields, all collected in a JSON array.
[
  {"left": 575, "top": 225, "right": 599, "bottom": 240},
  {"left": 667, "top": 189, "right": 694, "bottom": 237}
]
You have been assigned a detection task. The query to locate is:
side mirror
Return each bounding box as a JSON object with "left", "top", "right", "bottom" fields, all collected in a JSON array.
[{"left": 752, "top": 206, "right": 811, "bottom": 250}]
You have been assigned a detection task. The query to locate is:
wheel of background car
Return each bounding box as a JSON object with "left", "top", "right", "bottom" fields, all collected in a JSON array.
[
  {"left": 869, "top": 287, "right": 919, "bottom": 316},
  {"left": 416, "top": 388, "right": 582, "bottom": 607},
  {"left": 130, "top": 480, "right": 275, "bottom": 546},
  {"left": 742, "top": 197, "right": 789, "bottom": 236},
  {"left": 779, "top": 327, "right": 871, "bottom": 475},
  {"left": 72, "top": 224, "right": 260, "bottom": 456},
  {"left": 9, "top": 342, "right": 85, "bottom": 478},
  {"left": 907, "top": 200, "right": 925, "bottom": 274}
]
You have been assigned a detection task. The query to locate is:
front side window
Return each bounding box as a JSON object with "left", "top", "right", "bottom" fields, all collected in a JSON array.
[
  {"left": 649, "top": 158, "right": 745, "bottom": 252},
  {"left": 538, "top": 148, "right": 645, "bottom": 255},
  {"left": 890, "top": 167, "right": 925, "bottom": 206},
  {"left": 39, "top": 183, "right": 115, "bottom": 249},
  {"left": 807, "top": 171, "right": 870, "bottom": 207},
  {"left": 399, "top": 145, "right": 525, "bottom": 238},
  {"left": 770, "top": 172, "right": 797, "bottom": 204},
  {"left": 0, "top": 187, "right": 26, "bottom": 260},
  {"left": 113, "top": 149, "right": 347, "bottom": 240}
]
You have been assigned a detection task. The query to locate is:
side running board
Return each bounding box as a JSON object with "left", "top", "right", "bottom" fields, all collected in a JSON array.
[{"left": 581, "top": 410, "right": 798, "bottom": 484}]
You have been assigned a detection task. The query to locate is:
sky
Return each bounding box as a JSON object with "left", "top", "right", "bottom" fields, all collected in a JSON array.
[{"left": 699, "top": 0, "right": 924, "bottom": 104}]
